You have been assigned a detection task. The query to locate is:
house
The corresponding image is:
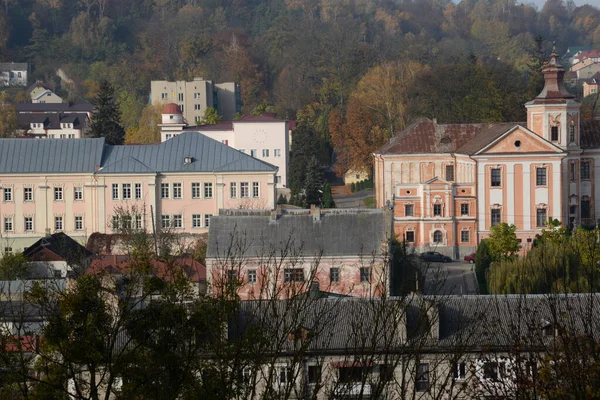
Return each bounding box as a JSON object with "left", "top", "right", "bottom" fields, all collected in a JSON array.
[
  {"left": 344, "top": 167, "right": 370, "bottom": 186},
  {"left": 206, "top": 207, "right": 393, "bottom": 299},
  {"left": 564, "top": 45, "right": 591, "bottom": 65},
  {"left": 150, "top": 77, "right": 241, "bottom": 123},
  {"left": 570, "top": 58, "right": 600, "bottom": 80},
  {"left": 160, "top": 104, "right": 290, "bottom": 188},
  {"left": 571, "top": 49, "right": 600, "bottom": 64},
  {"left": 15, "top": 103, "right": 93, "bottom": 138},
  {"left": 0, "top": 132, "right": 278, "bottom": 251},
  {"left": 0, "top": 62, "right": 28, "bottom": 87},
  {"left": 374, "top": 50, "right": 600, "bottom": 258},
  {"left": 23, "top": 232, "right": 93, "bottom": 278},
  {"left": 583, "top": 71, "right": 600, "bottom": 97},
  {"left": 27, "top": 81, "right": 63, "bottom": 104}
]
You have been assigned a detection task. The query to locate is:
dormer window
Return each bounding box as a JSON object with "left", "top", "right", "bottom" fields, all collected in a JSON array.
[{"left": 551, "top": 126, "right": 559, "bottom": 142}]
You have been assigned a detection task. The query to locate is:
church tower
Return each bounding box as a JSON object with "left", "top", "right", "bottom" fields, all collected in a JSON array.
[{"left": 525, "top": 47, "right": 580, "bottom": 150}]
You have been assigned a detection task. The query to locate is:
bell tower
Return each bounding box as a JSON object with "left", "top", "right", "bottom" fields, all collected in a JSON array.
[{"left": 525, "top": 46, "right": 580, "bottom": 150}]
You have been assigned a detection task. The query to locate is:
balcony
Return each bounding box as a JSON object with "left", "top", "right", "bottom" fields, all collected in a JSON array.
[{"left": 333, "top": 382, "right": 372, "bottom": 397}]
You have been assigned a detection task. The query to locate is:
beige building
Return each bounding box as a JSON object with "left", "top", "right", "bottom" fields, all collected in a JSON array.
[{"left": 150, "top": 78, "right": 241, "bottom": 123}]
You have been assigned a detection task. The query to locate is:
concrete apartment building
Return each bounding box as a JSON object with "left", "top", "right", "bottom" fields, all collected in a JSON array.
[
  {"left": 150, "top": 78, "right": 241, "bottom": 123},
  {"left": 374, "top": 50, "right": 600, "bottom": 259}
]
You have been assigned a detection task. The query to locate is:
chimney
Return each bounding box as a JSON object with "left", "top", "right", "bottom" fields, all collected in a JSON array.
[
  {"left": 309, "top": 281, "right": 320, "bottom": 298},
  {"left": 270, "top": 209, "right": 279, "bottom": 223},
  {"left": 310, "top": 205, "right": 321, "bottom": 221}
]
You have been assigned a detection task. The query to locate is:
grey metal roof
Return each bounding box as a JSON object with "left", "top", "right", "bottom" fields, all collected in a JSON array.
[
  {"left": 0, "top": 138, "right": 105, "bottom": 173},
  {"left": 98, "top": 132, "right": 277, "bottom": 174},
  {"left": 16, "top": 103, "right": 93, "bottom": 113},
  {"left": 207, "top": 209, "right": 390, "bottom": 259}
]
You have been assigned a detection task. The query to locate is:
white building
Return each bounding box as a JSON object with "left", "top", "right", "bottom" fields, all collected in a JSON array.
[{"left": 0, "top": 63, "right": 28, "bottom": 87}]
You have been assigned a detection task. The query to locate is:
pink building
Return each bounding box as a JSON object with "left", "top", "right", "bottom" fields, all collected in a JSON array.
[
  {"left": 206, "top": 208, "right": 393, "bottom": 299},
  {"left": 374, "top": 50, "right": 600, "bottom": 258},
  {"left": 0, "top": 132, "right": 277, "bottom": 251}
]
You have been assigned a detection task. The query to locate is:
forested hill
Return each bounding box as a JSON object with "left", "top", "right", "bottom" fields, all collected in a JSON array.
[{"left": 0, "top": 0, "right": 599, "bottom": 171}]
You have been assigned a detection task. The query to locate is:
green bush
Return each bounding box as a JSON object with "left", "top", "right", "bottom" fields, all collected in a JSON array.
[{"left": 350, "top": 182, "right": 356, "bottom": 192}]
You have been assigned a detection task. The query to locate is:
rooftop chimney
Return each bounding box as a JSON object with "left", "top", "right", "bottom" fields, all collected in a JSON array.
[{"left": 310, "top": 204, "right": 321, "bottom": 221}]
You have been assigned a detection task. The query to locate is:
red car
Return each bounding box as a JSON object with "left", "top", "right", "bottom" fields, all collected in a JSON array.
[{"left": 464, "top": 253, "right": 476, "bottom": 263}]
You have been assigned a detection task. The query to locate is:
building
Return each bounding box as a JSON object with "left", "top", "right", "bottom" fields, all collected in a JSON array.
[
  {"left": 571, "top": 49, "right": 600, "bottom": 64},
  {"left": 206, "top": 207, "right": 393, "bottom": 299},
  {"left": 0, "top": 132, "right": 277, "bottom": 251},
  {"left": 15, "top": 103, "right": 94, "bottom": 138},
  {"left": 0, "top": 62, "right": 28, "bottom": 87},
  {"left": 570, "top": 58, "right": 600, "bottom": 80},
  {"left": 150, "top": 78, "right": 241, "bottom": 123},
  {"left": 28, "top": 81, "right": 63, "bottom": 104},
  {"left": 374, "top": 50, "right": 600, "bottom": 258},
  {"left": 583, "top": 71, "right": 600, "bottom": 97},
  {"left": 159, "top": 104, "right": 290, "bottom": 187},
  {"left": 23, "top": 232, "right": 93, "bottom": 278}
]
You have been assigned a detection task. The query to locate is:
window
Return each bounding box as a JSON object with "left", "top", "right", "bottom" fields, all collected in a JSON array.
[
  {"left": 551, "top": 126, "right": 559, "bottom": 141},
  {"left": 433, "top": 204, "right": 442, "bottom": 216},
  {"left": 54, "top": 216, "right": 63, "bottom": 231},
  {"left": 252, "top": 182, "right": 259, "bottom": 198},
  {"left": 536, "top": 167, "right": 547, "bottom": 186},
  {"left": 194, "top": 104, "right": 201, "bottom": 110},
  {"left": 173, "top": 183, "right": 182, "bottom": 199},
  {"left": 74, "top": 186, "right": 83, "bottom": 201},
  {"left": 135, "top": 215, "right": 142, "bottom": 230},
  {"left": 262, "top": 149, "right": 269, "bottom": 157},
  {"left": 204, "top": 183, "right": 213, "bottom": 199},
  {"left": 433, "top": 230, "right": 443, "bottom": 243},
  {"left": 360, "top": 267, "right": 370, "bottom": 282},
  {"left": 24, "top": 187, "right": 33, "bottom": 202},
  {"left": 250, "top": 149, "right": 257, "bottom": 157},
  {"left": 461, "top": 230, "right": 470, "bottom": 243},
  {"left": 276, "top": 176, "right": 281, "bottom": 184},
  {"left": 416, "top": 363, "right": 429, "bottom": 392},
  {"left": 284, "top": 268, "right": 304, "bottom": 282},
  {"left": 405, "top": 204, "right": 414, "bottom": 217},
  {"left": 569, "top": 124, "right": 575, "bottom": 143},
  {"left": 4, "top": 217, "right": 13, "bottom": 232},
  {"left": 204, "top": 214, "right": 212, "bottom": 227},
  {"left": 122, "top": 183, "right": 131, "bottom": 200},
  {"left": 405, "top": 231, "right": 415, "bottom": 243},
  {"left": 24, "top": 217, "right": 33, "bottom": 232},
  {"left": 160, "top": 183, "right": 169, "bottom": 199},
  {"left": 135, "top": 183, "right": 142, "bottom": 200},
  {"left": 276, "top": 366, "right": 293, "bottom": 387},
  {"left": 161, "top": 215, "right": 171, "bottom": 229},
  {"left": 453, "top": 362, "right": 466, "bottom": 381},
  {"left": 536, "top": 209, "right": 547, "bottom": 227},
  {"left": 230, "top": 182, "right": 237, "bottom": 198},
  {"left": 172, "top": 214, "right": 183, "bottom": 228},
  {"left": 3, "top": 187, "right": 12, "bottom": 202},
  {"left": 112, "top": 183, "right": 119, "bottom": 200},
  {"left": 339, "top": 366, "right": 365, "bottom": 383},
  {"left": 330, "top": 268, "right": 339, "bottom": 283},
  {"left": 491, "top": 209, "right": 501, "bottom": 226},
  {"left": 194, "top": 116, "right": 200, "bottom": 123},
  {"left": 308, "top": 366, "right": 321, "bottom": 384},
  {"left": 192, "top": 214, "right": 201, "bottom": 228},
  {"left": 74, "top": 216, "right": 83, "bottom": 231},
  {"left": 161, "top": 93, "right": 168, "bottom": 99},
  {"left": 192, "top": 183, "right": 201, "bottom": 199},
  {"left": 54, "top": 187, "right": 63, "bottom": 201},
  {"left": 240, "top": 182, "right": 249, "bottom": 198},
  {"left": 461, "top": 203, "right": 469, "bottom": 216},
  {"left": 227, "top": 269, "right": 238, "bottom": 284},
  {"left": 570, "top": 162, "right": 576, "bottom": 181},
  {"left": 582, "top": 199, "right": 591, "bottom": 219},
  {"left": 178, "top": 93, "right": 183, "bottom": 102},
  {"left": 194, "top": 93, "right": 201, "bottom": 99},
  {"left": 491, "top": 168, "right": 501, "bottom": 186},
  {"left": 274, "top": 149, "right": 281, "bottom": 157},
  {"left": 248, "top": 269, "right": 257, "bottom": 284},
  {"left": 4, "top": 247, "right": 12, "bottom": 254},
  {"left": 483, "top": 361, "right": 506, "bottom": 382},
  {"left": 581, "top": 161, "right": 590, "bottom": 180},
  {"left": 570, "top": 205, "right": 577, "bottom": 215},
  {"left": 445, "top": 164, "right": 455, "bottom": 181}
]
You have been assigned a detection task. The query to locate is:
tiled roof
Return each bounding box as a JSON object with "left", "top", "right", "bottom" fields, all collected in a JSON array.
[
  {"left": 207, "top": 209, "right": 390, "bottom": 259},
  {"left": 375, "top": 118, "right": 517, "bottom": 155},
  {"left": 454, "top": 124, "right": 521, "bottom": 154},
  {"left": 24, "top": 232, "right": 93, "bottom": 263},
  {"left": 237, "top": 114, "right": 286, "bottom": 123},
  {"left": 88, "top": 255, "right": 206, "bottom": 282}
]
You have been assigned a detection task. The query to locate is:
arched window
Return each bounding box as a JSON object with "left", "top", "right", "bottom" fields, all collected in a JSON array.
[{"left": 433, "top": 231, "right": 443, "bottom": 243}]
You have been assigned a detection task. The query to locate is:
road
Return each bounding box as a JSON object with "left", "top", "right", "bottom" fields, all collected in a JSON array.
[
  {"left": 332, "top": 188, "right": 374, "bottom": 208},
  {"left": 422, "top": 260, "right": 479, "bottom": 296}
]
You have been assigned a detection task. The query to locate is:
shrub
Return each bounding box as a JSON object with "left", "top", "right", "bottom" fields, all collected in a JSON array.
[{"left": 350, "top": 182, "right": 356, "bottom": 192}]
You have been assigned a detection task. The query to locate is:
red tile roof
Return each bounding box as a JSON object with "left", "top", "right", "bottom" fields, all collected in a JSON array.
[
  {"left": 88, "top": 255, "right": 206, "bottom": 282},
  {"left": 237, "top": 114, "right": 286, "bottom": 123}
]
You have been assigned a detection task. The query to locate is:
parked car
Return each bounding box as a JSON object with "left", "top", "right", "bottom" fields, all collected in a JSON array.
[
  {"left": 420, "top": 252, "right": 452, "bottom": 263},
  {"left": 464, "top": 253, "right": 476, "bottom": 263}
]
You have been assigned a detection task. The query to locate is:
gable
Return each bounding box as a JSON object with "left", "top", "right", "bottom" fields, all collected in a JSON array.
[
  {"left": 424, "top": 177, "right": 450, "bottom": 186},
  {"left": 477, "top": 126, "right": 563, "bottom": 155}
]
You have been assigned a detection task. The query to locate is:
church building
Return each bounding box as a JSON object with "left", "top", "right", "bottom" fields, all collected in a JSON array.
[{"left": 374, "top": 50, "right": 600, "bottom": 258}]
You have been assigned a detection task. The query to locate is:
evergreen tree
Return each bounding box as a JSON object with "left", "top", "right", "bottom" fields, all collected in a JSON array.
[
  {"left": 289, "top": 123, "right": 319, "bottom": 200},
  {"left": 322, "top": 183, "right": 335, "bottom": 208},
  {"left": 90, "top": 80, "right": 125, "bottom": 145},
  {"left": 525, "top": 35, "right": 547, "bottom": 100},
  {"left": 304, "top": 156, "right": 323, "bottom": 207},
  {"left": 199, "top": 107, "right": 223, "bottom": 125}
]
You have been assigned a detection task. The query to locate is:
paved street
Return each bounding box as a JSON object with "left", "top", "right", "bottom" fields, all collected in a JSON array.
[
  {"left": 422, "top": 260, "right": 479, "bottom": 295},
  {"left": 331, "top": 186, "right": 374, "bottom": 208}
]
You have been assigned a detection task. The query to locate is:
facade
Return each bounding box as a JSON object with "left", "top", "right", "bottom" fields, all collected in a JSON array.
[
  {"left": 31, "top": 89, "right": 63, "bottom": 104},
  {"left": 150, "top": 78, "right": 241, "bottom": 123},
  {"left": 374, "top": 51, "right": 600, "bottom": 258},
  {"left": 583, "top": 71, "right": 600, "bottom": 97},
  {"left": 206, "top": 207, "right": 393, "bottom": 299},
  {"left": 15, "top": 103, "right": 93, "bottom": 138},
  {"left": 0, "top": 62, "right": 28, "bottom": 87},
  {"left": 570, "top": 58, "right": 600, "bottom": 80},
  {"left": 160, "top": 105, "right": 290, "bottom": 187},
  {"left": 0, "top": 132, "right": 277, "bottom": 251}
]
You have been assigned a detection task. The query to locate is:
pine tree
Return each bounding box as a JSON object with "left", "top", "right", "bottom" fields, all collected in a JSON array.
[
  {"left": 90, "top": 80, "right": 125, "bottom": 145},
  {"left": 289, "top": 123, "right": 319, "bottom": 199},
  {"left": 322, "top": 183, "right": 335, "bottom": 208},
  {"left": 304, "top": 156, "right": 323, "bottom": 207}
]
